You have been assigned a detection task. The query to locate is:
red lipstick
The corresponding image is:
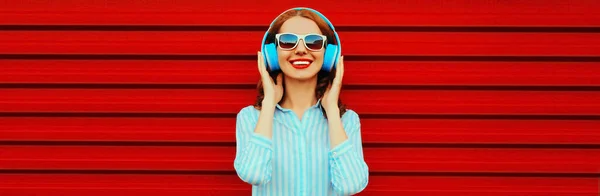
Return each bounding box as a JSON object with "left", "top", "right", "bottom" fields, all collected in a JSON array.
[{"left": 289, "top": 58, "right": 313, "bottom": 69}]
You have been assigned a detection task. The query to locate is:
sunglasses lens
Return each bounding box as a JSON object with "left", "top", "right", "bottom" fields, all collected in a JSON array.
[
  {"left": 278, "top": 34, "right": 298, "bottom": 49},
  {"left": 304, "top": 35, "right": 325, "bottom": 50}
]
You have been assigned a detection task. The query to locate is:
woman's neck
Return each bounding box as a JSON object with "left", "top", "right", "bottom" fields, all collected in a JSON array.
[{"left": 279, "top": 75, "right": 318, "bottom": 112}]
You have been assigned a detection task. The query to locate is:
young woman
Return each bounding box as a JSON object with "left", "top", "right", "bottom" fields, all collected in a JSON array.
[{"left": 234, "top": 8, "right": 369, "bottom": 195}]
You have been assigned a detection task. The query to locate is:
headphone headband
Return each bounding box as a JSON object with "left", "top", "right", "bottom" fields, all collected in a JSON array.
[{"left": 263, "top": 7, "right": 338, "bottom": 44}]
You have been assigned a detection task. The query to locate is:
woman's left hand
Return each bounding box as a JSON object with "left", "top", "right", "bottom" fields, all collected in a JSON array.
[{"left": 322, "top": 56, "right": 344, "bottom": 114}]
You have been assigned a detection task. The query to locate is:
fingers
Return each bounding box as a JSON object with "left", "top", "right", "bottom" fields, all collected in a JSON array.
[
  {"left": 333, "top": 56, "right": 344, "bottom": 85},
  {"left": 257, "top": 51, "right": 264, "bottom": 75},
  {"left": 340, "top": 56, "right": 344, "bottom": 80},
  {"left": 257, "top": 51, "right": 270, "bottom": 81}
]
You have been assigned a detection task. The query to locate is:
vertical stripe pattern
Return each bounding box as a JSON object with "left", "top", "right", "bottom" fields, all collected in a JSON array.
[{"left": 233, "top": 101, "right": 369, "bottom": 196}]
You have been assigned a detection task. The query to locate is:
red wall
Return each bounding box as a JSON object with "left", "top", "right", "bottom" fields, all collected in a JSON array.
[{"left": 1, "top": 0, "right": 599, "bottom": 195}]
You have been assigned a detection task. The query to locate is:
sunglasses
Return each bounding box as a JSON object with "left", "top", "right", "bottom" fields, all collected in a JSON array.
[{"left": 275, "top": 33, "right": 327, "bottom": 51}]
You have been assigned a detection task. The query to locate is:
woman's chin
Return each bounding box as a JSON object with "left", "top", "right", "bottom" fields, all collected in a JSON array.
[
  {"left": 284, "top": 70, "right": 319, "bottom": 81},
  {"left": 281, "top": 66, "right": 319, "bottom": 80}
]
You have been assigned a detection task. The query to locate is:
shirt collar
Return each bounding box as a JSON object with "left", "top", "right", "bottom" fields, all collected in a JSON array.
[{"left": 275, "top": 98, "right": 322, "bottom": 112}]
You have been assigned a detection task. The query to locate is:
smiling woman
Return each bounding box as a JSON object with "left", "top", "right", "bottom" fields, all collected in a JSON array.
[
  {"left": 233, "top": 7, "right": 369, "bottom": 196},
  {"left": 253, "top": 8, "right": 346, "bottom": 115}
]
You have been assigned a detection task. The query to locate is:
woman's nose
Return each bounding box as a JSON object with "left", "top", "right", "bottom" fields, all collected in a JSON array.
[{"left": 294, "top": 40, "right": 308, "bottom": 55}]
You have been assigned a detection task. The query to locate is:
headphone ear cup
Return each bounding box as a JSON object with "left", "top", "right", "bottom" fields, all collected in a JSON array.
[
  {"left": 322, "top": 44, "right": 338, "bottom": 72},
  {"left": 263, "top": 43, "right": 280, "bottom": 72}
]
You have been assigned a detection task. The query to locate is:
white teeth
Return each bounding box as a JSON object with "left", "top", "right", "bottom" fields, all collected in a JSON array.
[{"left": 292, "top": 61, "right": 310, "bottom": 65}]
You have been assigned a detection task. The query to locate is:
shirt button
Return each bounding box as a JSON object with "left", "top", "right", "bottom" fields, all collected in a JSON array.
[{"left": 332, "top": 152, "right": 337, "bottom": 157}]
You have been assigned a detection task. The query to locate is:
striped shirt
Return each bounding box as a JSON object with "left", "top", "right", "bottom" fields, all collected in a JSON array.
[{"left": 233, "top": 100, "right": 369, "bottom": 196}]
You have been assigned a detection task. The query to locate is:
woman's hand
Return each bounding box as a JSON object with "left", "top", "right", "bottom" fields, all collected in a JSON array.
[
  {"left": 322, "top": 56, "right": 344, "bottom": 114},
  {"left": 257, "top": 51, "right": 283, "bottom": 107}
]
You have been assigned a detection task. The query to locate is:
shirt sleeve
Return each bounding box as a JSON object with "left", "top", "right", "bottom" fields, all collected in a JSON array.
[
  {"left": 233, "top": 106, "right": 274, "bottom": 186},
  {"left": 329, "top": 110, "right": 370, "bottom": 195}
]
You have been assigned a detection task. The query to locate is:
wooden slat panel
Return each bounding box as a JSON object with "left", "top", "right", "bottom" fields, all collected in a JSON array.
[
  {"left": 0, "top": 174, "right": 249, "bottom": 195},
  {"left": 364, "top": 176, "right": 599, "bottom": 195},
  {"left": 1, "top": 146, "right": 599, "bottom": 173},
  {"left": 1, "top": 118, "right": 599, "bottom": 144},
  {"left": 1, "top": 89, "right": 599, "bottom": 115},
  {"left": 1, "top": 0, "right": 599, "bottom": 26},
  {"left": 0, "top": 118, "right": 236, "bottom": 142},
  {"left": 2, "top": 31, "right": 600, "bottom": 56},
  {"left": 366, "top": 148, "right": 600, "bottom": 173},
  {"left": 0, "top": 89, "right": 254, "bottom": 114},
  {"left": 0, "top": 146, "right": 235, "bottom": 171},
  {"left": 0, "top": 60, "right": 256, "bottom": 85},
  {"left": 0, "top": 175, "right": 596, "bottom": 196},
  {"left": 1, "top": 61, "right": 599, "bottom": 86}
]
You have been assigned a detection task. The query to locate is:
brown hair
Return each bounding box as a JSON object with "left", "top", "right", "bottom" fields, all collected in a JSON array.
[{"left": 253, "top": 9, "right": 347, "bottom": 118}]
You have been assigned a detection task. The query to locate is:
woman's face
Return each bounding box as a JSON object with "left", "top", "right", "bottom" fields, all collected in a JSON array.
[{"left": 277, "top": 16, "right": 325, "bottom": 81}]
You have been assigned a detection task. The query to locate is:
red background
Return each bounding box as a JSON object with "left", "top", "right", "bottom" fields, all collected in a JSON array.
[{"left": 1, "top": 0, "right": 599, "bottom": 195}]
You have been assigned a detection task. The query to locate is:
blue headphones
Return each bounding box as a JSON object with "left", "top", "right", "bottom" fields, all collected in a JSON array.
[{"left": 261, "top": 7, "right": 341, "bottom": 72}]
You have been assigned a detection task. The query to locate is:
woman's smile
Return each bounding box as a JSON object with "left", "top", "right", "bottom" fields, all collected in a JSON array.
[{"left": 289, "top": 58, "right": 313, "bottom": 69}]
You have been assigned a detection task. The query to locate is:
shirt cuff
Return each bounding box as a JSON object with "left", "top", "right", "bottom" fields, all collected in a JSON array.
[
  {"left": 330, "top": 138, "right": 354, "bottom": 159},
  {"left": 250, "top": 133, "right": 273, "bottom": 149}
]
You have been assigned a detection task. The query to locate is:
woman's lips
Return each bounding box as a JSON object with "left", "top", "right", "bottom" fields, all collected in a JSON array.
[{"left": 290, "top": 60, "right": 312, "bottom": 69}]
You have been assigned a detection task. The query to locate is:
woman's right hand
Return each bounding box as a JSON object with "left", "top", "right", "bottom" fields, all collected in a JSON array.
[{"left": 257, "top": 51, "right": 283, "bottom": 107}]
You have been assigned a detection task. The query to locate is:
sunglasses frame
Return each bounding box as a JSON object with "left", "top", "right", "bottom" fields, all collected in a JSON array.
[{"left": 275, "top": 33, "right": 327, "bottom": 51}]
